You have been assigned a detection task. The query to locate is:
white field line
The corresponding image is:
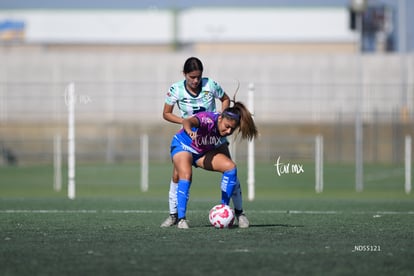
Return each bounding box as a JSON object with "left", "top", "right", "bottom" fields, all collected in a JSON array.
[
  {"left": 0, "top": 210, "right": 98, "bottom": 214},
  {"left": 0, "top": 210, "right": 414, "bottom": 215}
]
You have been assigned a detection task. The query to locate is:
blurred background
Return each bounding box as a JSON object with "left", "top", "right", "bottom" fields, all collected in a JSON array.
[{"left": 0, "top": 0, "right": 413, "bottom": 194}]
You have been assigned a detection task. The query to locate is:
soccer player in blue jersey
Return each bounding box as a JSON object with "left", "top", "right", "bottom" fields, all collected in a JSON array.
[
  {"left": 161, "top": 57, "right": 250, "bottom": 228},
  {"left": 170, "top": 101, "right": 258, "bottom": 228}
]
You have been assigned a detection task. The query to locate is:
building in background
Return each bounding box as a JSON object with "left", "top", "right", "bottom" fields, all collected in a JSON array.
[
  {"left": 0, "top": 19, "right": 25, "bottom": 42},
  {"left": 0, "top": 0, "right": 412, "bottom": 166},
  {"left": 0, "top": 0, "right": 411, "bottom": 53}
]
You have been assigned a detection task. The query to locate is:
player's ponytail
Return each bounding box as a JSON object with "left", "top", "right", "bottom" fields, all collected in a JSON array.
[{"left": 222, "top": 100, "right": 258, "bottom": 141}]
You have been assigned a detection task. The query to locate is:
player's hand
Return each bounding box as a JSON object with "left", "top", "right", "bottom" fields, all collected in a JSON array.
[{"left": 188, "top": 131, "right": 197, "bottom": 140}]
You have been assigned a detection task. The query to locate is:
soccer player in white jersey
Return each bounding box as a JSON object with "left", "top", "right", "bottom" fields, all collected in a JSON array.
[{"left": 161, "top": 57, "right": 250, "bottom": 228}]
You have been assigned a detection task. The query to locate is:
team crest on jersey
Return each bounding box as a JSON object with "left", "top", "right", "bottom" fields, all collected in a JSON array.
[{"left": 203, "top": 90, "right": 213, "bottom": 100}]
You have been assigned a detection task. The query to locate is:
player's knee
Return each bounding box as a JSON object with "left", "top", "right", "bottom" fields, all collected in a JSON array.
[
  {"left": 178, "top": 171, "right": 192, "bottom": 181},
  {"left": 172, "top": 171, "right": 179, "bottom": 183},
  {"left": 223, "top": 161, "right": 236, "bottom": 172},
  {"left": 225, "top": 166, "right": 237, "bottom": 177}
]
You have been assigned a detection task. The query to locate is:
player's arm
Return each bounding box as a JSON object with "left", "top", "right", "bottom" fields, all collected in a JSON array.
[
  {"left": 183, "top": 116, "right": 199, "bottom": 140},
  {"left": 220, "top": 93, "right": 231, "bottom": 112},
  {"left": 163, "top": 103, "right": 183, "bottom": 124}
]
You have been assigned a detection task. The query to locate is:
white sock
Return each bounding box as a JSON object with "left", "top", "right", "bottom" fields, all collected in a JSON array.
[
  {"left": 168, "top": 180, "right": 178, "bottom": 214},
  {"left": 231, "top": 178, "right": 243, "bottom": 211}
]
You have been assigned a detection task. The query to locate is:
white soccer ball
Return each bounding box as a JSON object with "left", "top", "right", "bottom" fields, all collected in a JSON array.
[{"left": 209, "top": 204, "right": 235, "bottom": 229}]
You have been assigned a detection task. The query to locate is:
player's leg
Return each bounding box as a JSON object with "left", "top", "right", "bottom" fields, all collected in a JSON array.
[
  {"left": 160, "top": 167, "right": 179, "bottom": 227},
  {"left": 198, "top": 146, "right": 249, "bottom": 228},
  {"left": 196, "top": 153, "right": 237, "bottom": 205},
  {"left": 215, "top": 144, "right": 244, "bottom": 212},
  {"left": 232, "top": 179, "right": 249, "bottom": 228},
  {"left": 173, "top": 151, "right": 193, "bottom": 229}
]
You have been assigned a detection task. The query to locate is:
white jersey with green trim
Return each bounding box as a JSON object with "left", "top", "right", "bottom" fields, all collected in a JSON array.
[{"left": 165, "top": 77, "right": 225, "bottom": 118}]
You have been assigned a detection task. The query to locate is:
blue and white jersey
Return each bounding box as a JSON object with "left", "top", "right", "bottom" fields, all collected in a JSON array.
[{"left": 165, "top": 77, "right": 225, "bottom": 119}]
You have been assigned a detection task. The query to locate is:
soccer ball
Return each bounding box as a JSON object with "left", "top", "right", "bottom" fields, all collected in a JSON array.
[{"left": 209, "top": 204, "right": 235, "bottom": 229}]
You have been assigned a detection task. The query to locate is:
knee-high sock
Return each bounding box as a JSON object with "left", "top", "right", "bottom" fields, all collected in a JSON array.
[
  {"left": 168, "top": 179, "right": 178, "bottom": 215},
  {"left": 231, "top": 178, "right": 243, "bottom": 211},
  {"left": 177, "top": 179, "right": 191, "bottom": 220},
  {"left": 221, "top": 167, "right": 238, "bottom": 205}
]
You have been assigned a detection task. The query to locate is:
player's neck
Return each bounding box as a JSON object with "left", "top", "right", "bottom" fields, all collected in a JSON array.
[{"left": 185, "top": 82, "right": 201, "bottom": 96}]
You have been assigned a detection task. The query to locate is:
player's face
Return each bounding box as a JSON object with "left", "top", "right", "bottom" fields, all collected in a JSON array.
[
  {"left": 184, "top": 70, "right": 202, "bottom": 93},
  {"left": 218, "top": 116, "right": 238, "bottom": 137}
]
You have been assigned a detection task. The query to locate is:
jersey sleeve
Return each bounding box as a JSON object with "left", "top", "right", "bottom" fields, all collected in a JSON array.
[
  {"left": 165, "top": 85, "right": 178, "bottom": 106},
  {"left": 209, "top": 79, "right": 225, "bottom": 99}
]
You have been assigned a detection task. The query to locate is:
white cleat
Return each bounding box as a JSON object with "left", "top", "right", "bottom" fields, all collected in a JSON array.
[
  {"left": 177, "top": 219, "right": 189, "bottom": 229},
  {"left": 160, "top": 214, "right": 178, "bottom": 228},
  {"left": 237, "top": 213, "right": 250, "bottom": 228}
]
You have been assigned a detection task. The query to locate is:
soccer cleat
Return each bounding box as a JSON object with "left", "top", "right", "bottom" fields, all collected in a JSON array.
[
  {"left": 177, "top": 219, "right": 189, "bottom": 229},
  {"left": 236, "top": 213, "right": 250, "bottom": 228},
  {"left": 160, "top": 214, "right": 178, "bottom": 227}
]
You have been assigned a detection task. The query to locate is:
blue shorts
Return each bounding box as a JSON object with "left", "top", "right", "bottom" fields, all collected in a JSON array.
[{"left": 170, "top": 136, "right": 204, "bottom": 167}]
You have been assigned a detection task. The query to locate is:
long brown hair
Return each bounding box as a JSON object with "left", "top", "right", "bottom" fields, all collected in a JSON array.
[{"left": 222, "top": 96, "right": 258, "bottom": 141}]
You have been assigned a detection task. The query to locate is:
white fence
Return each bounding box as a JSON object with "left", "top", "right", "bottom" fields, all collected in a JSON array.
[
  {"left": 0, "top": 52, "right": 413, "bottom": 124},
  {"left": 0, "top": 52, "right": 413, "bottom": 168}
]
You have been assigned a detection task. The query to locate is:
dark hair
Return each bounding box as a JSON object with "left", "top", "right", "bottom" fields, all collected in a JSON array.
[
  {"left": 222, "top": 101, "right": 258, "bottom": 141},
  {"left": 183, "top": 57, "right": 203, "bottom": 74}
]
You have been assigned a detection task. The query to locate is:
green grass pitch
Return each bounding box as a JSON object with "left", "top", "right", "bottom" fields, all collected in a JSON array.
[{"left": 1, "top": 162, "right": 413, "bottom": 275}]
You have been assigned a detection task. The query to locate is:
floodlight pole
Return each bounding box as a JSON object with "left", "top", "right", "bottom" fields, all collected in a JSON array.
[
  {"left": 355, "top": 30, "right": 364, "bottom": 193},
  {"left": 350, "top": 0, "right": 367, "bottom": 193}
]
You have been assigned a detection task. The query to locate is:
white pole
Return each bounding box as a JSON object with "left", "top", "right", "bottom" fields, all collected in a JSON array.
[
  {"left": 247, "top": 83, "right": 255, "bottom": 201},
  {"left": 405, "top": 135, "right": 411, "bottom": 194},
  {"left": 355, "top": 11, "right": 364, "bottom": 193},
  {"left": 140, "top": 134, "right": 149, "bottom": 192},
  {"left": 315, "top": 135, "right": 324, "bottom": 193},
  {"left": 67, "top": 83, "right": 76, "bottom": 200},
  {"left": 53, "top": 133, "right": 62, "bottom": 192}
]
